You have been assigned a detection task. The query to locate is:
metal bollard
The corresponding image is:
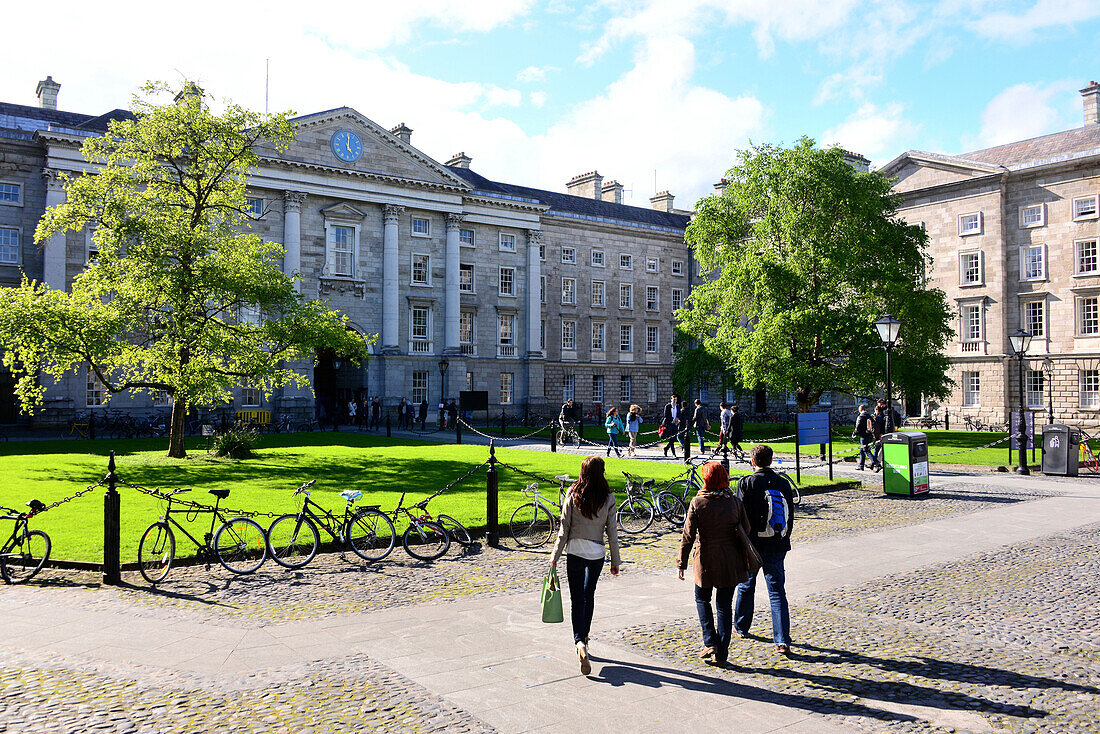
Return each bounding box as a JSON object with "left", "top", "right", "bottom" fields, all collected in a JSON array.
[
  {"left": 486, "top": 441, "right": 499, "bottom": 547},
  {"left": 550, "top": 426, "right": 557, "bottom": 453},
  {"left": 386, "top": 414, "right": 391, "bottom": 437},
  {"left": 579, "top": 415, "right": 584, "bottom": 441},
  {"left": 721, "top": 444, "right": 729, "bottom": 469},
  {"left": 945, "top": 409, "right": 950, "bottom": 431},
  {"left": 683, "top": 432, "right": 691, "bottom": 462},
  {"left": 102, "top": 451, "right": 121, "bottom": 585}
]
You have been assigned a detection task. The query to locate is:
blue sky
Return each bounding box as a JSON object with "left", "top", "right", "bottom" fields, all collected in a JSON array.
[{"left": 6, "top": 0, "right": 1100, "bottom": 207}]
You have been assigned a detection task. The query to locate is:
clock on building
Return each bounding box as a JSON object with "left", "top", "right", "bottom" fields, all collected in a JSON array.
[{"left": 331, "top": 129, "right": 363, "bottom": 163}]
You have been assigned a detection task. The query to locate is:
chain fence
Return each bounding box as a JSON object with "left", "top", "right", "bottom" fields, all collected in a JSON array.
[{"left": 456, "top": 417, "right": 554, "bottom": 443}]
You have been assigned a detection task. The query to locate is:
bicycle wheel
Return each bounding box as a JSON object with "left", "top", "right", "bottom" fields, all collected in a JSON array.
[
  {"left": 345, "top": 508, "right": 395, "bottom": 561},
  {"left": 655, "top": 491, "right": 687, "bottom": 528},
  {"left": 137, "top": 522, "right": 174, "bottom": 584},
  {"left": 436, "top": 514, "right": 473, "bottom": 547},
  {"left": 617, "top": 497, "right": 654, "bottom": 534},
  {"left": 266, "top": 514, "right": 320, "bottom": 569},
  {"left": 509, "top": 502, "right": 554, "bottom": 548},
  {"left": 402, "top": 521, "right": 451, "bottom": 561},
  {"left": 1, "top": 530, "right": 51, "bottom": 584},
  {"left": 213, "top": 517, "right": 268, "bottom": 574}
]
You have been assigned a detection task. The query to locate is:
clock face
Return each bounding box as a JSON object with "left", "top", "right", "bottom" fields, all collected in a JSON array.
[{"left": 331, "top": 129, "right": 363, "bottom": 163}]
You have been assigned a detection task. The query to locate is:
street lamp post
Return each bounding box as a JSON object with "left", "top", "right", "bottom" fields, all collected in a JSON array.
[
  {"left": 875, "top": 315, "right": 902, "bottom": 434},
  {"left": 1042, "top": 357, "right": 1054, "bottom": 425},
  {"left": 1009, "top": 329, "right": 1033, "bottom": 475},
  {"left": 438, "top": 357, "right": 449, "bottom": 425}
]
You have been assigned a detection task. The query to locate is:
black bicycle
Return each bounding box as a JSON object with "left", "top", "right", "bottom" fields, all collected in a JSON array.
[
  {"left": 0, "top": 500, "right": 50, "bottom": 584},
  {"left": 266, "top": 480, "right": 396, "bottom": 568},
  {"left": 137, "top": 488, "right": 268, "bottom": 583}
]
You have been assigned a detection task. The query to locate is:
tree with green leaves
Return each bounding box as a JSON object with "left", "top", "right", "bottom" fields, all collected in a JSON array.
[
  {"left": 679, "top": 138, "right": 953, "bottom": 412},
  {"left": 0, "top": 81, "right": 371, "bottom": 458}
]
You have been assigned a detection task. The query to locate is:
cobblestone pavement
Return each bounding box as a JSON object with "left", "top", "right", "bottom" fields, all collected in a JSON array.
[{"left": 622, "top": 523, "right": 1100, "bottom": 733}]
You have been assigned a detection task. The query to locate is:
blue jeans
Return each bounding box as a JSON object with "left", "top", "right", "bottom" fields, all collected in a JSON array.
[
  {"left": 734, "top": 550, "right": 791, "bottom": 646},
  {"left": 566, "top": 554, "right": 604, "bottom": 644},
  {"left": 859, "top": 437, "right": 879, "bottom": 469},
  {"left": 696, "top": 428, "right": 706, "bottom": 452},
  {"left": 606, "top": 433, "right": 621, "bottom": 456},
  {"left": 695, "top": 585, "right": 735, "bottom": 661}
]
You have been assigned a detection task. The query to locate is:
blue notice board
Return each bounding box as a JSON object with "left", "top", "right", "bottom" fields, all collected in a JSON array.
[{"left": 797, "top": 411, "right": 831, "bottom": 445}]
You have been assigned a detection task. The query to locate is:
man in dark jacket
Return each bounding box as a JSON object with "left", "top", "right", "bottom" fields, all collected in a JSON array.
[
  {"left": 418, "top": 399, "right": 429, "bottom": 430},
  {"left": 734, "top": 444, "right": 795, "bottom": 655},
  {"left": 691, "top": 398, "right": 708, "bottom": 453},
  {"left": 661, "top": 394, "right": 681, "bottom": 458},
  {"left": 446, "top": 399, "right": 458, "bottom": 428},
  {"left": 729, "top": 405, "right": 744, "bottom": 453},
  {"left": 370, "top": 397, "right": 381, "bottom": 431},
  {"left": 855, "top": 404, "right": 880, "bottom": 471}
]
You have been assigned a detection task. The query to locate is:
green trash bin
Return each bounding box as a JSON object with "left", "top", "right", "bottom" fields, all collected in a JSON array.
[{"left": 882, "top": 431, "right": 930, "bottom": 496}]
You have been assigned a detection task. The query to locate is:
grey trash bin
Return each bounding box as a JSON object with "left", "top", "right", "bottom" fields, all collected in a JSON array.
[{"left": 1042, "top": 424, "right": 1080, "bottom": 477}]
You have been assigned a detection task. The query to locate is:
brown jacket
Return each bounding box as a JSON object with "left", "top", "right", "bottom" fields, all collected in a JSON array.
[{"left": 677, "top": 491, "right": 752, "bottom": 588}]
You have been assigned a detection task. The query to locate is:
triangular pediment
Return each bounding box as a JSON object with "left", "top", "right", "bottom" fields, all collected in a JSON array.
[
  {"left": 259, "top": 107, "right": 471, "bottom": 190},
  {"left": 319, "top": 202, "right": 367, "bottom": 219},
  {"left": 882, "top": 151, "right": 1002, "bottom": 193}
]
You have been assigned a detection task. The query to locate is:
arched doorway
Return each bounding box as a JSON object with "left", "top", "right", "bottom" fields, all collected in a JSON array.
[{"left": 313, "top": 341, "right": 368, "bottom": 426}]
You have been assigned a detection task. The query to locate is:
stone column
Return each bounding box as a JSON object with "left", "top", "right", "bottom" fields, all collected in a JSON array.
[
  {"left": 526, "top": 230, "right": 543, "bottom": 357},
  {"left": 283, "top": 191, "right": 305, "bottom": 289},
  {"left": 381, "top": 204, "right": 404, "bottom": 353},
  {"left": 444, "top": 213, "right": 464, "bottom": 354},
  {"left": 41, "top": 168, "right": 67, "bottom": 290}
]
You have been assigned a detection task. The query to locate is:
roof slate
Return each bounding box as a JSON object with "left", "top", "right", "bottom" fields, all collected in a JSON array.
[
  {"left": 0, "top": 101, "right": 129, "bottom": 134},
  {"left": 957, "top": 125, "right": 1100, "bottom": 167}
]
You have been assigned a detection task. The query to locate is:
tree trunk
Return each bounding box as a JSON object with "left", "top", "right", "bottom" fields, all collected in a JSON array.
[{"left": 167, "top": 397, "right": 188, "bottom": 458}]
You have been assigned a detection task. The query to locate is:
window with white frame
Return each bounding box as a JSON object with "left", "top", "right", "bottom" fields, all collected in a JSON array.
[
  {"left": 561, "top": 247, "right": 576, "bottom": 264},
  {"left": 620, "top": 324, "right": 632, "bottom": 352},
  {"left": 646, "top": 286, "right": 658, "bottom": 311},
  {"left": 539, "top": 244, "right": 545, "bottom": 260},
  {"left": 592, "top": 375, "right": 604, "bottom": 403},
  {"left": 561, "top": 277, "right": 576, "bottom": 305},
  {"left": 465, "top": 371, "right": 473, "bottom": 392},
  {"left": 459, "top": 311, "right": 475, "bottom": 353},
  {"left": 620, "top": 375, "right": 632, "bottom": 402},
  {"left": 85, "top": 227, "right": 99, "bottom": 265},
  {"left": 0, "top": 182, "right": 22, "bottom": 206},
  {"left": 591, "top": 250, "right": 604, "bottom": 267},
  {"left": 962, "top": 304, "right": 982, "bottom": 341},
  {"left": 959, "top": 251, "right": 983, "bottom": 285},
  {"left": 499, "top": 233, "right": 516, "bottom": 252},
  {"left": 620, "top": 253, "right": 632, "bottom": 270},
  {"left": 499, "top": 313, "right": 514, "bottom": 347},
  {"left": 648, "top": 376, "right": 658, "bottom": 403},
  {"left": 245, "top": 197, "right": 264, "bottom": 217},
  {"left": 499, "top": 267, "right": 515, "bottom": 296},
  {"left": 1074, "top": 195, "right": 1099, "bottom": 220},
  {"left": 646, "top": 257, "right": 658, "bottom": 273},
  {"left": 1021, "top": 245, "right": 1045, "bottom": 280},
  {"left": 563, "top": 374, "right": 575, "bottom": 401},
  {"left": 725, "top": 388, "right": 735, "bottom": 403},
  {"left": 459, "top": 228, "right": 475, "bottom": 247},
  {"left": 700, "top": 386, "right": 710, "bottom": 404},
  {"left": 1019, "top": 203, "right": 1044, "bottom": 227},
  {"left": 1026, "top": 370, "right": 1044, "bottom": 408},
  {"left": 410, "top": 306, "right": 431, "bottom": 351},
  {"left": 962, "top": 371, "right": 980, "bottom": 406},
  {"left": 331, "top": 225, "right": 355, "bottom": 277},
  {"left": 958, "top": 212, "right": 982, "bottom": 236},
  {"left": 241, "top": 379, "right": 261, "bottom": 407},
  {"left": 1081, "top": 369, "right": 1100, "bottom": 409},
  {"left": 561, "top": 320, "right": 576, "bottom": 350},
  {"left": 591, "top": 321, "right": 605, "bottom": 351},
  {"left": 672, "top": 259, "right": 684, "bottom": 276},
  {"left": 1024, "top": 300, "right": 1045, "bottom": 338},
  {"left": 1079, "top": 296, "right": 1099, "bottom": 335},
  {"left": 671, "top": 288, "right": 683, "bottom": 311},
  {"left": 500, "top": 372, "right": 514, "bottom": 404},
  {"left": 619, "top": 283, "right": 633, "bottom": 309},
  {"left": 0, "top": 228, "right": 18, "bottom": 265},
  {"left": 152, "top": 390, "right": 173, "bottom": 407},
  {"left": 592, "top": 280, "right": 605, "bottom": 307},
  {"left": 646, "top": 325, "right": 659, "bottom": 353},
  {"left": 459, "top": 263, "right": 474, "bottom": 292},
  {"left": 86, "top": 368, "right": 106, "bottom": 407},
  {"left": 1076, "top": 239, "right": 1098, "bottom": 274},
  {"left": 411, "top": 253, "right": 430, "bottom": 285},
  {"left": 540, "top": 275, "right": 546, "bottom": 304},
  {"left": 412, "top": 371, "right": 428, "bottom": 404},
  {"left": 411, "top": 217, "right": 430, "bottom": 237}
]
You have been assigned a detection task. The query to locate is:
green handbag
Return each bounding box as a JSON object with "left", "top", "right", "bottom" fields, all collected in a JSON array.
[{"left": 541, "top": 567, "right": 564, "bottom": 623}]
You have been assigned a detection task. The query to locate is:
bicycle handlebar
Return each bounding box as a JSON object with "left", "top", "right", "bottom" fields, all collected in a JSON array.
[
  {"left": 168, "top": 488, "right": 192, "bottom": 496},
  {"left": 293, "top": 479, "right": 317, "bottom": 495}
]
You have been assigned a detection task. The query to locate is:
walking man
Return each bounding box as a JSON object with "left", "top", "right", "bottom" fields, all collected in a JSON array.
[
  {"left": 692, "top": 398, "right": 709, "bottom": 454},
  {"left": 661, "top": 394, "right": 680, "bottom": 458},
  {"left": 854, "top": 404, "right": 879, "bottom": 471},
  {"left": 734, "top": 444, "right": 796, "bottom": 656},
  {"left": 418, "top": 399, "right": 428, "bottom": 430},
  {"left": 729, "top": 405, "right": 744, "bottom": 454},
  {"left": 370, "top": 397, "right": 381, "bottom": 431}
]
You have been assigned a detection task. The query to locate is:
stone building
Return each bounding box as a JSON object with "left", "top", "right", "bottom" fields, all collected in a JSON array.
[
  {"left": 881, "top": 81, "right": 1100, "bottom": 427},
  {"left": 0, "top": 78, "right": 690, "bottom": 425}
]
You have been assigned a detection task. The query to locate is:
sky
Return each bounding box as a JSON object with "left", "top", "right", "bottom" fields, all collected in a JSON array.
[{"left": 5, "top": 0, "right": 1100, "bottom": 208}]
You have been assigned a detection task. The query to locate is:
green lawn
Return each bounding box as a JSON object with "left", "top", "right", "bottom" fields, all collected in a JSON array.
[{"left": 0, "top": 433, "right": 838, "bottom": 564}]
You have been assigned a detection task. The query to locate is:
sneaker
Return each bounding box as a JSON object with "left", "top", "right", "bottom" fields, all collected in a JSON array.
[
  {"left": 776, "top": 644, "right": 790, "bottom": 656},
  {"left": 577, "top": 641, "right": 591, "bottom": 675},
  {"left": 699, "top": 646, "right": 715, "bottom": 659},
  {"left": 734, "top": 629, "right": 748, "bottom": 639}
]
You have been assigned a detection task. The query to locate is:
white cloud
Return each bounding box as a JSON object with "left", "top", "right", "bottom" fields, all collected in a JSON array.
[
  {"left": 965, "top": 81, "right": 1077, "bottom": 150},
  {"left": 529, "top": 91, "right": 549, "bottom": 108},
  {"left": 516, "top": 65, "right": 558, "bottom": 83},
  {"left": 971, "top": 0, "right": 1100, "bottom": 41},
  {"left": 821, "top": 102, "right": 920, "bottom": 163}
]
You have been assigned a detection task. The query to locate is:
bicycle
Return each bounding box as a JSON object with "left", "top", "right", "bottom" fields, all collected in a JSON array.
[
  {"left": 374, "top": 491, "right": 451, "bottom": 561},
  {"left": 0, "top": 499, "right": 50, "bottom": 584},
  {"left": 265, "top": 480, "right": 396, "bottom": 568},
  {"left": 617, "top": 471, "right": 687, "bottom": 534},
  {"left": 556, "top": 420, "right": 582, "bottom": 449},
  {"left": 1079, "top": 432, "right": 1100, "bottom": 473},
  {"left": 509, "top": 475, "right": 570, "bottom": 548},
  {"left": 137, "top": 488, "right": 269, "bottom": 584},
  {"left": 60, "top": 414, "right": 91, "bottom": 440}
]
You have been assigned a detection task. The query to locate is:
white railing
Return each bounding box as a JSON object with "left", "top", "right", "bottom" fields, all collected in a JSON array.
[
  {"left": 460, "top": 344, "right": 476, "bottom": 356},
  {"left": 497, "top": 344, "right": 516, "bottom": 358},
  {"left": 409, "top": 341, "right": 433, "bottom": 354},
  {"left": 960, "top": 341, "right": 982, "bottom": 353}
]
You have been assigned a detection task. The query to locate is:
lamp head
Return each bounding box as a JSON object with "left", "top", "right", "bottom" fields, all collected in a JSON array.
[
  {"left": 438, "top": 357, "right": 450, "bottom": 375},
  {"left": 1009, "top": 329, "right": 1033, "bottom": 356},
  {"left": 874, "top": 314, "right": 901, "bottom": 345}
]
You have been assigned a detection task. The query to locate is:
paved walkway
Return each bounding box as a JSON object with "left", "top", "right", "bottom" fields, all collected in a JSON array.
[{"left": 3, "top": 471, "right": 1098, "bottom": 732}]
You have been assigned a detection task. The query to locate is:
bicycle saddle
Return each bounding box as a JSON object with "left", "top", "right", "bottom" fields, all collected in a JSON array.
[
  {"left": 208, "top": 489, "right": 230, "bottom": 499},
  {"left": 641, "top": 479, "right": 656, "bottom": 488},
  {"left": 26, "top": 499, "right": 46, "bottom": 512},
  {"left": 555, "top": 474, "right": 571, "bottom": 482},
  {"left": 340, "top": 490, "right": 363, "bottom": 501}
]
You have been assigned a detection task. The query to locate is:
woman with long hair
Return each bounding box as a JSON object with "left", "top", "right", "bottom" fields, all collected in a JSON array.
[
  {"left": 677, "top": 462, "right": 755, "bottom": 667},
  {"left": 626, "top": 404, "right": 642, "bottom": 457},
  {"left": 604, "top": 406, "right": 624, "bottom": 458},
  {"left": 550, "top": 456, "right": 621, "bottom": 676}
]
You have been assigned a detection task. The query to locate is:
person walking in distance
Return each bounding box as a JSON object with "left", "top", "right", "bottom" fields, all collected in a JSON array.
[
  {"left": 678, "top": 397, "right": 691, "bottom": 457},
  {"left": 347, "top": 397, "right": 357, "bottom": 430},
  {"left": 678, "top": 462, "right": 756, "bottom": 667},
  {"left": 549, "top": 456, "right": 621, "bottom": 676},
  {"left": 729, "top": 405, "right": 744, "bottom": 454},
  {"left": 370, "top": 396, "right": 381, "bottom": 431},
  {"left": 854, "top": 404, "right": 880, "bottom": 471},
  {"left": 661, "top": 394, "right": 681, "bottom": 458},
  {"left": 873, "top": 401, "right": 887, "bottom": 471},
  {"left": 604, "top": 406, "right": 624, "bottom": 458},
  {"left": 718, "top": 402, "right": 733, "bottom": 450},
  {"left": 734, "top": 444, "right": 796, "bottom": 656},
  {"left": 626, "top": 404, "right": 642, "bottom": 457},
  {"left": 692, "top": 398, "right": 709, "bottom": 454}
]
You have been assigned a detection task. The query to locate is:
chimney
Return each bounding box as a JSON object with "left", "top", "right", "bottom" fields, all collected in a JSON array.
[
  {"left": 600, "top": 180, "right": 624, "bottom": 204},
  {"left": 446, "top": 152, "right": 472, "bottom": 169},
  {"left": 1082, "top": 81, "right": 1100, "bottom": 126},
  {"left": 650, "top": 191, "right": 675, "bottom": 212},
  {"left": 173, "top": 81, "right": 204, "bottom": 106},
  {"left": 566, "top": 171, "right": 603, "bottom": 199},
  {"left": 841, "top": 149, "right": 871, "bottom": 172},
  {"left": 36, "top": 76, "right": 60, "bottom": 110},
  {"left": 391, "top": 122, "right": 413, "bottom": 144},
  {"left": 713, "top": 178, "right": 729, "bottom": 194}
]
